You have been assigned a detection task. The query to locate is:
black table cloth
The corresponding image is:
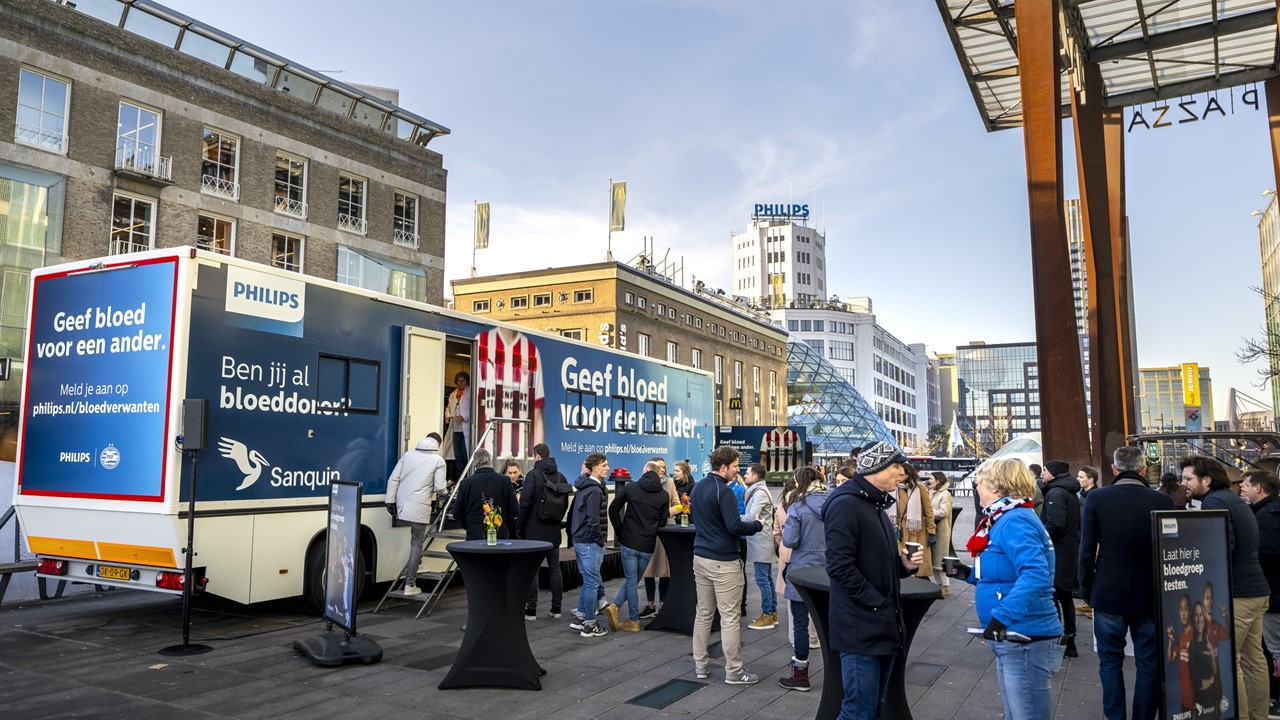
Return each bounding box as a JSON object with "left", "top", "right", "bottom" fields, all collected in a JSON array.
[
  {"left": 788, "top": 567, "right": 942, "bottom": 720},
  {"left": 645, "top": 525, "right": 718, "bottom": 635},
  {"left": 439, "top": 539, "right": 552, "bottom": 690}
]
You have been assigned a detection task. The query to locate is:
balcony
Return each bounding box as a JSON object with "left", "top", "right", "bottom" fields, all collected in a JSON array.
[
  {"left": 201, "top": 174, "right": 239, "bottom": 200},
  {"left": 197, "top": 235, "right": 231, "bottom": 255},
  {"left": 115, "top": 144, "right": 172, "bottom": 181},
  {"left": 15, "top": 122, "right": 67, "bottom": 153},
  {"left": 109, "top": 238, "right": 151, "bottom": 256},
  {"left": 274, "top": 195, "right": 307, "bottom": 219},
  {"left": 338, "top": 213, "right": 367, "bottom": 235},
  {"left": 393, "top": 228, "right": 420, "bottom": 249}
]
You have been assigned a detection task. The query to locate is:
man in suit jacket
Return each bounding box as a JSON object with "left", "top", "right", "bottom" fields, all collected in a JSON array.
[{"left": 1079, "top": 446, "right": 1174, "bottom": 720}]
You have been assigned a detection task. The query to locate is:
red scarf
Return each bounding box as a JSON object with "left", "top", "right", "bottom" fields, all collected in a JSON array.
[{"left": 966, "top": 496, "right": 1034, "bottom": 556}]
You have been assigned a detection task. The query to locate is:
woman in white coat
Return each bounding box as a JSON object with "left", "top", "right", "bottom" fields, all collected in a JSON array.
[{"left": 443, "top": 371, "right": 471, "bottom": 474}]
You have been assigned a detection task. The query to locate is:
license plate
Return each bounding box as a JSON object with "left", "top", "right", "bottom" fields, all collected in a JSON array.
[{"left": 97, "top": 564, "right": 130, "bottom": 581}]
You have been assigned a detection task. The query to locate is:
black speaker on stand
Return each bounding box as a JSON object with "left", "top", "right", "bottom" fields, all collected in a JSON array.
[{"left": 160, "top": 399, "right": 212, "bottom": 656}]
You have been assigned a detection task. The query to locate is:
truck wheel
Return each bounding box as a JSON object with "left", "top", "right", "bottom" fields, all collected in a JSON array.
[{"left": 301, "top": 540, "right": 365, "bottom": 616}]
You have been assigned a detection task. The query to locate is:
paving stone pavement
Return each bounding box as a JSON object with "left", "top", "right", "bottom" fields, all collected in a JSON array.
[{"left": 0, "top": 532, "right": 1117, "bottom": 719}]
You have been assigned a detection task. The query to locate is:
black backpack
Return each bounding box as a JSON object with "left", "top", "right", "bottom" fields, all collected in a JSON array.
[{"left": 538, "top": 475, "right": 572, "bottom": 523}]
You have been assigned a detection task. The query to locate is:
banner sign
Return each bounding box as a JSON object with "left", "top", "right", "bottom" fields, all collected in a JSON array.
[
  {"left": 17, "top": 257, "right": 178, "bottom": 501},
  {"left": 1154, "top": 510, "right": 1236, "bottom": 720},
  {"left": 1182, "top": 363, "right": 1201, "bottom": 408},
  {"left": 610, "top": 182, "right": 626, "bottom": 232},
  {"left": 474, "top": 202, "right": 490, "bottom": 250},
  {"left": 715, "top": 425, "right": 807, "bottom": 475},
  {"left": 1127, "top": 87, "right": 1259, "bottom": 133},
  {"left": 753, "top": 203, "right": 810, "bottom": 220},
  {"left": 324, "top": 480, "right": 362, "bottom": 633}
]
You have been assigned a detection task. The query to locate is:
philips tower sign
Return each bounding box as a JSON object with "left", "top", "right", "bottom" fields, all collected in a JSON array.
[{"left": 753, "top": 203, "right": 810, "bottom": 220}]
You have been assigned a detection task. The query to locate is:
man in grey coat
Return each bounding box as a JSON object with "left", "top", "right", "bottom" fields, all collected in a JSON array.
[{"left": 386, "top": 433, "right": 447, "bottom": 596}]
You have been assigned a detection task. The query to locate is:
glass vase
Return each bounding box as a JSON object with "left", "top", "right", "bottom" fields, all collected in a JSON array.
[
  {"left": 486, "top": 527, "right": 497, "bottom": 545},
  {"left": 679, "top": 514, "right": 689, "bottom": 527}
]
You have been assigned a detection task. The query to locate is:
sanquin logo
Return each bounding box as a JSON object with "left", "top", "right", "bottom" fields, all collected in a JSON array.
[{"left": 225, "top": 266, "right": 305, "bottom": 334}]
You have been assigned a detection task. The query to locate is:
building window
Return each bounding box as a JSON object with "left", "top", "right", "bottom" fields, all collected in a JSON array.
[
  {"left": 274, "top": 153, "right": 307, "bottom": 218},
  {"left": 560, "top": 329, "right": 583, "bottom": 341},
  {"left": 472, "top": 299, "right": 491, "bottom": 313},
  {"left": 624, "top": 291, "right": 634, "bottom": 305},
  {"left": 656, "top": 302, "right": 666, "bottom": 316},
  {"left": 686, "top": 314, "right": 694, "bottom": 326},
  {"left": 393, "top": 191, "right": 420, "bottom": 248},
  {"left": 666, "top": 341, "right": 678, "bottom": 363},
  {"left": 573, "top": 289, "right": 593, "bottom": 303},
  {"left": 734, "top": 361, "right": 743, "bottom": 390},
  {"left": 110, "top": 193, "right": 155, "bottom": 254},
  {"left": 770, "top": 370, "right": 778, "bottom": 405},
  {"left": 197, "top": 213, "right": 234, "bottom": 255},
  {"left": 116, "top": 100, "right": 170, "bottom": 180},
  {"left": 510, "top": 295, "right": 528, "bottom": 309},
  {"left": 753, "top": 366, "right": 761, "bottom": 393},
  {"left": 338, "top": 174, "right": 367, "bottom": 234},
  {"left": 15, "top": 68, "right": 69, "bottom": 153},
  {"left": 715, "top": 355, "right": 724, "bottom": 385},
  {"left": 719, "top": 326, "right": 726, "bottom": 337},
  {"left": 692, "top": 348, "right": 703, "bottom": 370},
  {"left": 668, "top": 307, "right": 677, "bottom": 320},
  {"left": 637, "top": 333, "right": 650, "bottom": 356},
  {"left": 201, "top": 128, "right": 239, "bottom": 198},
  {"left": 695, "top": 317, "right": 702, "bottom": 329},
  {"left": 533, "top": 293, "right": 552, "bottom": 307},
  {"left": 636, "top": 296, "right": 647, "bottom": 310},
  {"left": 271, "top": 233, "right": 303, "bottom": 273}
]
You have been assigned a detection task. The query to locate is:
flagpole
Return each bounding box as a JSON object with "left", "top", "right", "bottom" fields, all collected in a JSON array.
[
  {"left": 606, "top": 179, "right": 614, "bottom": 262},
  {"left": 471, "top": 201, "right": 477, "bottom": 278}
]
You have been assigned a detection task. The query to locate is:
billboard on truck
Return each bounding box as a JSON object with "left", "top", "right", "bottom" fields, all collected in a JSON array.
[{"left": 14, "top": 249, "right": 715, "bottom": 606}]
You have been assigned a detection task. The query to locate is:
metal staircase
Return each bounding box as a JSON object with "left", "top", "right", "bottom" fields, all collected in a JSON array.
[{"left": 375, "top": 418, "right": 533, "bottom": 618}]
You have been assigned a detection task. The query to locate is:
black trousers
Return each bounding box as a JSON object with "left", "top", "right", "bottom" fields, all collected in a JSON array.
[{"left": 1053, "top": 587, "right": 1077, "bottom": 637}]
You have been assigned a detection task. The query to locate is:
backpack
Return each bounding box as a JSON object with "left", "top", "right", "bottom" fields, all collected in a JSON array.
[{"left": 538, "top": 474, "right": 572, "bottom": 523}]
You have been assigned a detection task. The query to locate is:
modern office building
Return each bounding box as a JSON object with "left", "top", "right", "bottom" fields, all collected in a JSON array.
[
  {"left": 937, "top": 352, "right": 958, "bottom": 431},
  {"left": 730, "top": 210, "right": 827, "bottom": 303},
  {"left": 451, "top": 260, "right": 789, "bottom": 427},
  {"left": 955, "top": 341, "right": 1040, "bottom": 454},
  {"left": 1138, "top": 365, "right": 1214, "bottom": 433},
  {"left": 786, "top": 340, "right": 894, "bottom": 459},
  {"left": 1257, "top": 191, "right": 1280, "bottom": 415},
  {"left": 0, "top": 0, "right": 450, "bottom": 458},
  {"left": 1065, "top": 199, "right": 1088, "bottom": 336}
]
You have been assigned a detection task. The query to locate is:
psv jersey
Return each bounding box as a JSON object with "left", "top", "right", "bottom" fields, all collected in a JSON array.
[
  {"left": 475, "top": 328, "right": 545, "bottom": 458},
  {"left": 760, "top": 428, "right": 801, "bottom": 473}
]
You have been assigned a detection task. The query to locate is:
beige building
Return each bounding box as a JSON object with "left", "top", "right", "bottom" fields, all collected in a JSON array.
[{"left": 452, "top": 262, "right": 789, "bottom": 426}]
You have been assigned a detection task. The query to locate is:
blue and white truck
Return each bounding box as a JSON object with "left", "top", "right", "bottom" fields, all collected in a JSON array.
[{"left": 13, "top": 248, "right": 714, "bottom": 609}]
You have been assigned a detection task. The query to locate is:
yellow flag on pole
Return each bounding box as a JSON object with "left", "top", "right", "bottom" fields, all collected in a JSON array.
[
  {"left": 1181, "top": 363, "right": 1200, "bottom": 407},
  {"left": 474, "top": 202, "right": 490, "bottom": 249},
  {"left": 610, "top": 182, "right": 626, "bottom": 232}
]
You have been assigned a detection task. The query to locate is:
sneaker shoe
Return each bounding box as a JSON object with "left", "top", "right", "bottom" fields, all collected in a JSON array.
[
  {"left": 579, "top": 623, "right": 608, "bottom": 638},
  {"left": 748, "top": 613, "right": 778, "bottom": 630},
  {"left": 569, "top": 619, "right": 585, "bottom": 631},
  {"left": 402, "top": 584, "right": 421, "bottom": 597},
  {"left": 637, "top": 605, "right": 657, "bottom": 619},
  {"left": 695, "top": 666, "right": 709, "bottom": 679},
  {"left": 1268, "top": 697, "right": 1280, "bottom": 719},
  {"left": 619, "top": 619, "right": 642, "bottom": 632},
  {"left": 725, "top": 670, "right": 760, "bottom": 685},
  {"left": 550, "top": 608, "right": 563, "bottom": 619},
  {"left": 597, "top": 597, "right": 610, "bottom": 612},
  {"left": 603, "top": 603, "right": 620, "bottom": 631},
  {"left": 524, "top": 609, "right": 537, "bottom": 621}
]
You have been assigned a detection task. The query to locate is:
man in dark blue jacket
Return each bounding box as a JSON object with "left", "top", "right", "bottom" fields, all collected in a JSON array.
[
  {"left": 569, "top": 452, "right": 612, "bottom": 638},
  {"left": 1242, "top": 469, "right": 1280, "bottom": 719},
  {"left": 691, "top": 446, "right": 764, "bottom": 685},
  {"left": 824, "top": 441, "right": 922, "bottom": 720},
  {"left": 1182, "top": 454, "right": 1271, "bottom": 720},
  {"left": 1078, "top": 446, "right": 1173, "bottom": 720}
]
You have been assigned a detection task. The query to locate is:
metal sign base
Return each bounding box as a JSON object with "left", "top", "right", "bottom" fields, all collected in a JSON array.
[
  {"left": 159, "top": 642, "right": 212, "bottom": 656},
  {"left": 293, "top": 632, "right": 382, "bottom": 667}
]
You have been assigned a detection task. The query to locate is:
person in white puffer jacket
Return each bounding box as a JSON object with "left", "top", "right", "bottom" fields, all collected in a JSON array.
[{"left": 386, "top": 433, "right": 447, "bottom": 596}]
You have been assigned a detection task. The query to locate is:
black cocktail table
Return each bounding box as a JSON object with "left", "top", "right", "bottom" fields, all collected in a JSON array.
[
  {"left": 788, "top": 567, "right": 941, "bottom": 720},
  {"left": 645, "top": 525, "right": 717, "bottom": 635},
  {"left": 439, "top": 539, "right": 552, "bottom": 690}
]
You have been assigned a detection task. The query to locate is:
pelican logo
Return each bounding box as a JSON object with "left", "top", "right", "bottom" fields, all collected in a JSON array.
[{"left": 218, "top": 437, "right": 270, "bottom": 491}]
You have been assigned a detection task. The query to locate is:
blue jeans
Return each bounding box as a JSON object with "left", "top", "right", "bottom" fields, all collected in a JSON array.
[
  {"left": 838, "top": 653, "right": 894, "bottom": 720},
  {"left": 574, "top": 543, "right": 604, "bottom": 624},
  {"left": 989, "top": 638, "right": 1056, "bottom": 720},
  {"left": 790, "top": 599, "right": 810, "bottom": 661},
  {"left": 615, "top": 546, "right": 652, "bottom": 621},
  {"left": 405, "top": 522, "right": 426, "bottom": 587},
  {"left": 1093, "top": 611, "right": 1159, "bottom": 720},
  {"left": 754, "top": 562, "right": 776, "bottom": 615}
]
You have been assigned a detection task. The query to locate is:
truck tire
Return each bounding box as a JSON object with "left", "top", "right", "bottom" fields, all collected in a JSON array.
[{"left": 301, "top": 538, "right": 365, "bottom": 616}]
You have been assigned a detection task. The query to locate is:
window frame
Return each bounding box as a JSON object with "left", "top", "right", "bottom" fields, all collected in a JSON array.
[
  {"left": 316, "top": 353, "right": 381, "bottom": 414},
  {"left": 533, "top": 293, "right": 552, "bottom": 307},
  {"left": 472, "top": 299, "right": 491, "bottom": 313},
  {"left": 15, "top": 66, "right": 71, "bottom": 154},
  {"left": 637, "top": 332, "right": 650, "bottom": 356},
  {"left": 201, "top": 127, "right": 240, "bottom": 199},
  {"left": 393, "top": 190, "right": 420, "bottom": 247},
  {"left": 337, "top": 173, "right": 368, "bottom": 234},
  {"left": 573, "top": 288, "right": 593, "bottom": 303},
  {"left": 197, "top": 212, "right": 236, "bottom": 256},
  {"left": 666, "top": 341, "right": 678, "bottom": 364},
  {"left": 109, "top": 191, "right": 156, "bottom": 255},
  {"left": 273, "top": 152, "right": 308, "bottom": 218},
  {"left": 560, "top": 329, "right": 584, "bottom": 341},
  {"left": 116, "top": 99, "right": 166, "bottom": 179},
  {"left": 270, "top": 232, "right": 304, "bottom": 273},
  {"left": 510, "top": 295, "right": 529, "bottom": 310}
]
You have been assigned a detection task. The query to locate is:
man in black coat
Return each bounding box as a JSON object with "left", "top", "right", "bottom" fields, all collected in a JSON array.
[
  {"left": 1079, "top": 446, "right": 1173, "bottom": 720},
  {"left": 824, "top": 441, "right": 923, "bottom": 720},
  {"left": 607, "top": 460, "right": 670, "bottom": 631},
  {"left": 1243, "top": 469, "right": 1280, "bottom": 719},
  {"left": 1040, "top": 459, "right": 1081, "bottom": 656},
  {"left": 517, "top": 443, "right": 571, "bottom": 620},
  {"left": 452, "top": 448, "right": 518, "bottom": 541}
]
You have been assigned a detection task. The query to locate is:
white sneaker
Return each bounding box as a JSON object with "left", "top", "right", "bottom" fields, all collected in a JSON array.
[
  {"left": 725, "top": 670, "right": 759, "bottom": 685},
  {"left": 402, "top": 584, "right": 421, "bottom": 596},
  {"left": 695, "top": 666, "right": 709, "bottom": 679}
]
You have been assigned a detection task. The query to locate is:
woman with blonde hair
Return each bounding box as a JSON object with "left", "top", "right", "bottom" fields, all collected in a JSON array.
[
  {"left": 947, "top": 458, "right": 1062, "bottom": 720},
  {"left": 928, "top": 471, "right": 954, "bottom": 594},
  {"left": 896, "top": 464, "right": 936, "bottom": 579}
]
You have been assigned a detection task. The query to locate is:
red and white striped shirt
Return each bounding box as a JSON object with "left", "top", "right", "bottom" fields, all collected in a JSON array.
[
  {"left": 760, "top": 428, "right": 801, "bottom": 473},
  {"left": 475, "top": 328, "right": 544, "bottom": 458}
]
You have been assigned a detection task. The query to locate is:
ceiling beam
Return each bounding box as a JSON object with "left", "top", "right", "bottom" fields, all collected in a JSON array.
[
  {"left": 1087, "top": 8, "right": 1276, "bottom": 62},
  {"left": 1103, "top": 65, "right": 1280, "bottom": 107}
]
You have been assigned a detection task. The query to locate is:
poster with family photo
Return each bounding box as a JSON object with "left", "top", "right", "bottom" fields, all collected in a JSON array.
[{"left": 1154, "top": 510, "right": 1235, "bottom": 720}]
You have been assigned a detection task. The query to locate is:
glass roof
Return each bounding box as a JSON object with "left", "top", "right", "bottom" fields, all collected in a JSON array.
[
  {"left": 936, "top": 0, "right": 1279, "bottom": 131},
  {"left": 785, "top": 341, "right": 897, "bottom": 455},
  {"left": 52, "top": 0, "right": 450, "bottom": 147}
]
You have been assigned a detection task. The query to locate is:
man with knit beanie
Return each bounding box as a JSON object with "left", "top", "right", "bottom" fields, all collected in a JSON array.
[{"left": 1040, "top": 459, "right": 1081, "bottom": 657}]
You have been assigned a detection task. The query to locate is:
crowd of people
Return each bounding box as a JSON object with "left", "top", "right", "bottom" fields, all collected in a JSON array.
[{"left": 387, "top": 432, "right": 1280, "bottom": 720}]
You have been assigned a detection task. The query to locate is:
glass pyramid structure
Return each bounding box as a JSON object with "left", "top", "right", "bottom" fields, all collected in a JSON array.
[{"left": 786, "top": 341, "right": 896, "bottom": 455}]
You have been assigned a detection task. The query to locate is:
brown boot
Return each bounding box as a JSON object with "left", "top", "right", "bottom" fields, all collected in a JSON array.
[{"left": 778, "top": 658, "right": 810, "bottom": 691}]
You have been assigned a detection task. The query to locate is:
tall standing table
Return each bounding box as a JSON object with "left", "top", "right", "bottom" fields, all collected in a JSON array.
[
  {"left": 645, "top": 525, "right": 717, "bottom": 635},
  {"left": 788, "top": 567, "right": 941, "bottom": 720},
  {"left": 439, "top": 539, "right": 552, "bottom": 691}
]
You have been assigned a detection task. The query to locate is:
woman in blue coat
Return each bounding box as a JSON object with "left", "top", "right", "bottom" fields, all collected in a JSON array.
[
  {"left": 777, "top": 466, "right": 828, "bottom": 692},
  {"left": 949, "top": 458, "right": 1062, "bottom": 720}
]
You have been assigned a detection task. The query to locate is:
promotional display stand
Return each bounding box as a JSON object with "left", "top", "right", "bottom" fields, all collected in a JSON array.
[{"left": 294, "top": 480, "right": 382, "bottom": 666}]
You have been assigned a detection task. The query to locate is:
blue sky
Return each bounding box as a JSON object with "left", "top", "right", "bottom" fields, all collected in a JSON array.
[{"left": 163, "top": 0, "right": 1275, "bottom": 421}]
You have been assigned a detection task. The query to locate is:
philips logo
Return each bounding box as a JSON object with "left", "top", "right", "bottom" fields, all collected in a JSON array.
[
  {"left": 60, "top": 452, "right": 91, "bottom": 463},
  {"left": 1161, "top": 518, "right": 1179, "bottom": 536},
  {"left": 225, "top": 266, "right": 305, "bottom": 336}
]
